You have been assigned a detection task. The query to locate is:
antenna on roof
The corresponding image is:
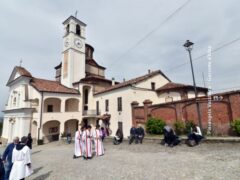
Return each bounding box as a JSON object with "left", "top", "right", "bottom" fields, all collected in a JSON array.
[
  {"left": 75, "top": 10, "right": 78, "bottom": 18},
  {"left": 19, "top": 59, "right": 23, "bottom": 67}
]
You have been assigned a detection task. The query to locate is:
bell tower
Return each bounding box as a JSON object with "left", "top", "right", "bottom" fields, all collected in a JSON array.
[{"left": 61, "top": 16, "right": 86, "bottom": 88}]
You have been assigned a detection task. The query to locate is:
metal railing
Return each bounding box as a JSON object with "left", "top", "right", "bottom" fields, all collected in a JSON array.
[{"left": 83, "top": 110, "right": 99, "bottom": 116}]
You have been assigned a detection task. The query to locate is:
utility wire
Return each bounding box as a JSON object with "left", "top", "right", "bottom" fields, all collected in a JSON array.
[
  {"left": 212, "top": 85, "right": 240, "bottom": 92},
  {"left": 108, "top": 0, "right": 192, "bottom": 68},
  {"left": 165, "top": 36, "right": 240, "bottom": 73}
]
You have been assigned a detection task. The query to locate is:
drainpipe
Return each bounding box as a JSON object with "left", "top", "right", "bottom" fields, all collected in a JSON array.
[{"left": 38, "top": 91, "right": 44, "bottom": 144}]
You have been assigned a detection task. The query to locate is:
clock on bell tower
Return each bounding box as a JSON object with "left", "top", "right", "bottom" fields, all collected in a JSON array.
[{"left": 61, "top": 16, "right": 87, "bottom": 88}]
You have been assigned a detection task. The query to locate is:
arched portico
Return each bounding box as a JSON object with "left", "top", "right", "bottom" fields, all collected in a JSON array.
[
  {"left": 42, "top": 120, "right": 60, "bottom": 143},
  {"left": 44, "top": 98, "right": 61, "bottom": 112},
  {"left": 64, "top": 119, "right": 79, "bottom": 138},
  {"left": 65, "top": 98, "right": 79, "bottom": 112}
]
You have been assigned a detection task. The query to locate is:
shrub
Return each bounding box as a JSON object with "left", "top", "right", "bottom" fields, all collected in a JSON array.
[
  {"left": 231, "top": 119, "right": 240, "bottom": 135},
  {"left": 146, "top": 117, "right": 166, "bottom": 135},
  {"left": 185, "top": 120, "right": 195, "bottom": 134},
  {"left": 174, "top": 120, "right": 185, "bottom": 135}
]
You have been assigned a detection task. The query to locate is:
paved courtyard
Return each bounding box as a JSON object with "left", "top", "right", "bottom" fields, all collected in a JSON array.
[{"left": 4, "top": 141, "right": 240, "bottom": 180}]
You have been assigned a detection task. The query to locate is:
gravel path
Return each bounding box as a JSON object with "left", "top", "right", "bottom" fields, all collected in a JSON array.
[{"left": 25, "top": 141, "right": 240, "bottom": 180}]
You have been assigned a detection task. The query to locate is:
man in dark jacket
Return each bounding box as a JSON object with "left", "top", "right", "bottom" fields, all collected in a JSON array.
[
  {"left": 26, "top": 133, "right": 33, "bottom": 149},
  {"left": 129, "top": 125, "right": 136, "bottom": 144},
  {"left": 2, "top": 137, "right": 19, "bottom": 180},
  {"left": 137, "top": 125, "right": 145, "bottom": 144}
]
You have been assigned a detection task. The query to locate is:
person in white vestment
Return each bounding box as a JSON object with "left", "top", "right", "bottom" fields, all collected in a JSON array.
[
  {"left": 82, "top": 125, "right": 93, "bottom": 160},
  {"left": 9, "top": 136, "right": 33, "bottom": 180},
  {"left": 73, "top": 125, "right": 83, "bottom": 159},
  {"left": 93, "top": 125, "right": 104, "bottom": 156}
]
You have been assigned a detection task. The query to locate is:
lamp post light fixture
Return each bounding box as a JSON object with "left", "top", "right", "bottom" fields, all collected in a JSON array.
[{"left": 183, "top": 40, "right": 203, "bottom": 131}]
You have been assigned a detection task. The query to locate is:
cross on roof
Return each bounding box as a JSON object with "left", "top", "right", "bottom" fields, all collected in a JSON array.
[
  {"left": 19, "top": 59, "right": 23, "bottom": 67},
  {"left": 75, "top": 10, "right": 78, "bottom": 18}
]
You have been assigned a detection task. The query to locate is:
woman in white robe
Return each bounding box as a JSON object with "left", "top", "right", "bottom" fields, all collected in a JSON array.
[
  {"left": 10, "top": 136, "right": 33, "bottom": 180},
  {"left": 93, "top": 125, "right": 104, "bottom": 156},
  {"left": 74, "top": 126, "right": 83, "bottom": 158},
  {"left": 82, "top": 125, "right": 92, "bottom": 159}
]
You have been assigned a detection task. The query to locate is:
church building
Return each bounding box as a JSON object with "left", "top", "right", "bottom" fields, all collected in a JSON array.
[{"left": 2, "top": 16, "right": 207, "bottom": 144}]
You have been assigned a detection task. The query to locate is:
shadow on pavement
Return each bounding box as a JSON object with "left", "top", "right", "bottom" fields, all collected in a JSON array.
[
  {"left": 32, "top": 150, "right": 42, "bottom": 155},
  {"left": 33, "top": 170, "right": 53, "bottom": 180},
  {"left": 33, "top": 166, "right": 43, "bottom": 175}
]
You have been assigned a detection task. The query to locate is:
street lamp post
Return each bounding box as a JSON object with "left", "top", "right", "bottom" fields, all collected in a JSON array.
[{"left": 183, "top": 40, "right": 203, "bottom": 131}]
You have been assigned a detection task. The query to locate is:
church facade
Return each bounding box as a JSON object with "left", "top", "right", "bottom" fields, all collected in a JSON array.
[{"left": 2, "top": 16, "right": 207, "bottom": 144}]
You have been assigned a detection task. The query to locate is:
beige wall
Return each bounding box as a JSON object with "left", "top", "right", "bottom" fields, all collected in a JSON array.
[
  {"left": 86, "top": 64, "right": 105, "bottom": 77},
  {"left": 135, "top": 74, "right": 169, "bottom": 90},
  {"left": 94, "top": 73, "right": 171, "bottom": 137}
]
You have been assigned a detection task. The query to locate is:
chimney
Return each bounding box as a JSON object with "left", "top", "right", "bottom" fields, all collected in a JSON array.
[
  {"left": 148, "top": 69, "right": 151, "bottom": 74},
  {"left": 112, "top": 78, "right": 115, "bottom": 86},
  {"left": 123, "top": 78, "right": 126, "bottom": 82}
]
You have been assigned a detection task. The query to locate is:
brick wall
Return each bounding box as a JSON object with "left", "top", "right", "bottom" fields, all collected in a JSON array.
[{"left": 132, "top": 91, "right": 240, "bottom": 135}]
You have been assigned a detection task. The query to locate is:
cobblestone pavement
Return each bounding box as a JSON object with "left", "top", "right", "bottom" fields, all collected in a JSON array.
[{"left": 21, "top": 141, "right": 240, "bottom": 180}]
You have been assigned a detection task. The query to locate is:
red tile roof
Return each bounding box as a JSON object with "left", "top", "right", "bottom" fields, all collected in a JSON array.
[
  {"left": 156, "top": 82, "right": 208, "bottom": 92},
  {"left": 95, "top": 70, "right": 170, "bottom": 95},
  {"left": 78, "top": 75, "right": 112, "bottom": 84},
  {"left": 15, "top": 66, "right": 32, "bottom": 77},
  {"left": 30, "top": 78, "right": 79, "bottom": 94}
]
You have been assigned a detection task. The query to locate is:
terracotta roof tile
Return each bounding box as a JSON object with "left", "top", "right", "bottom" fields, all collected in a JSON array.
[
  {"left": 156, "top": 82, "right": 208, "bottom": 92},
  {"left": 30, "top": 78, "right": 79, "bottom": 94},
  {"left": 95, "top": 70, "right": 170, "bottom": 95},
  {"left": 79, "top": 75, "right": 112, "bottom": 84},
  {"left": 15, "top": 66, "right": 32, "bottom": 77}
]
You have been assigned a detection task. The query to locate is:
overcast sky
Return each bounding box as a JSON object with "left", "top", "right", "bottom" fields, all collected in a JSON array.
[{"left": 1, "top": 0, "right": 240, "bottom": 115}]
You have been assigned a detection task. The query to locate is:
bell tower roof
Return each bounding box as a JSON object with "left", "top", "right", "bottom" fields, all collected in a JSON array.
[{"left": 62, "top": 15, "right": 87, "bottom": 26}]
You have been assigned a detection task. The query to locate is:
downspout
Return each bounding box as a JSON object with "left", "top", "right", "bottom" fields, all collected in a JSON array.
[{"left": 38, "top": 91, "right": 44, "bottom": 143}]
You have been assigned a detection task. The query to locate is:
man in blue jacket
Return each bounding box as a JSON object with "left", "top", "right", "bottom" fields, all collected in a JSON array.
[{"left": 2, "top": 137, "right": 19, "bottom": 180}]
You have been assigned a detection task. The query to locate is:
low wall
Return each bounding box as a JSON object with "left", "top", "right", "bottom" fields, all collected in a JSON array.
[{"left": 131, "top": 91, "right": 240, "bottom": 136}]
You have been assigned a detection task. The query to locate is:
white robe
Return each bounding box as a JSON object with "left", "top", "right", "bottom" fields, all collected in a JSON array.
[
  {"left": 93, "top": 129, "right": 104, "bottom": 156},
  {"left": 82, "top": 130, "right": 92, "bottom": 158},
  {"left": 9, "top": 145, "right": 33, "bottom": 180},
  {"left": 74, "top": 130, "right": 83, "bottom": 157}
]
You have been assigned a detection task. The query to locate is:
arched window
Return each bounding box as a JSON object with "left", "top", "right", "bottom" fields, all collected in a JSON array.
[
  {"left": 66, "top": 24, "right": 70, "bottom": 34},
  {"left": 76, "top": 24, "right": 81, "bottom": 36}
]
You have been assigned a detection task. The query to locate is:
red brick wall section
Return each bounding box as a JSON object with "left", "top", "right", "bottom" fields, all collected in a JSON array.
[
  {"left": 229, "top": 94, "right": 240, "bottom": 120},
  {"left": 211, "top": 102, "right": 230, "bottom": 135},
  {"left": 131, "top": 91, "right": 240, "bottom": 135},
  {"left": 150, "top": 107, "right": 176, "bottom": 126}
]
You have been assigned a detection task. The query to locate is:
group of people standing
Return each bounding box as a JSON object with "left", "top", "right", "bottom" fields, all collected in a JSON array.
[
  {"left": 1, "top": 133, "right": 33, "bottom": 180},
  {"left": 74, "top": 125, "right": 104, "bottom": 160}
]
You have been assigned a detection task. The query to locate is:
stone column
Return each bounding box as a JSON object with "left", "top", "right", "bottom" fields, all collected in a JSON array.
[
  {"left": 143, "top": 99, "right": 153, "bottom": 122},
  {"left": 59, "top": 121, "right": 65, "bottom": 140},
  {"left": 131, "top": 101, "right": 139, "bottom": 126}
]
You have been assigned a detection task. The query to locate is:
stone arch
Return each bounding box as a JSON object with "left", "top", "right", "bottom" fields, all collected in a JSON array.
[
  {"left": 44, "top": 98, "right": 61, "bottom": 112},
  {"left": 65, "top": 98, "right": 79, "bottom": 112},
  {"left": 42, "top": 120, "right": 60, "bottom": 143},
  {"left": 64, "top": 119, "right": 79, "bottom": 137}
]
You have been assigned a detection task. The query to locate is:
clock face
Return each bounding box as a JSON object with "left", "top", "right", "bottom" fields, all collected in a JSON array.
[{"left": 74, "top": 38, "right": 83, "bottom": 48}]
